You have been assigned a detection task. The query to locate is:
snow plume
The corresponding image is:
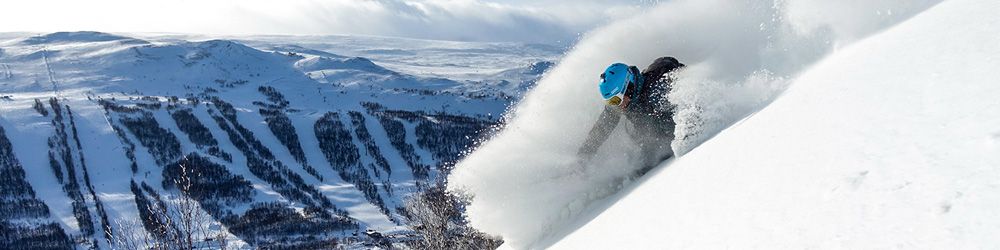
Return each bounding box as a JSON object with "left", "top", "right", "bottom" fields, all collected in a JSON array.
[{"left": 447, "top": 0, "right": 940, "bottom": 248}]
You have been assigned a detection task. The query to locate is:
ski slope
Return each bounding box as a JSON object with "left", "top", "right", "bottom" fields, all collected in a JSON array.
[
  {"left": 553, "top": 0, "right": 1000, "bottom": 248},
  {"left": 445, "top": 0, "right": 967, "bottom": 249},
  {"left": 0, "top": 32, "right": 558, "bottom": 248}
]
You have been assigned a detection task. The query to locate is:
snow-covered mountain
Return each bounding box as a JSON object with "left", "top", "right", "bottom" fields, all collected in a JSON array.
[
  {"left": 444, "top": 0, "right": 1000, "bottom": 249},
  {"left": 0, "top": 31, "right": 559, "bottom": 248}
]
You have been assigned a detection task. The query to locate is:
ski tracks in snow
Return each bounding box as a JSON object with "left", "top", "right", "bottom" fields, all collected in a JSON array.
[{"left": 1, "top": 63, "right": 11, "bottom": 80}]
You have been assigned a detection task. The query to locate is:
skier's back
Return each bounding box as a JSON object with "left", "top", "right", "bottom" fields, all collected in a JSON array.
[{"left": 578, "top": 57, "right": 684, "bottom": 173}]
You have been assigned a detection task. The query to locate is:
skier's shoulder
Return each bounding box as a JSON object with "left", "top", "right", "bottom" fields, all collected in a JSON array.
[
  {"left": 643, "top": 56, "right": 684, "bottom": 74},
  {"left": 641, "top": 56, "right": 684, "bottom": 82}
]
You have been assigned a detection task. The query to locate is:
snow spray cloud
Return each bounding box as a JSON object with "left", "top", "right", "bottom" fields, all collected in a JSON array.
[{"left": 448, "top": 0, "right": 940, "bottom": 248}]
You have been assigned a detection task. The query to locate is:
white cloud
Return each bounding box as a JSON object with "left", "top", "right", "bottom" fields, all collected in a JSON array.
[{"left": 0, "top": 0, "right": 655, "bottom": 44}]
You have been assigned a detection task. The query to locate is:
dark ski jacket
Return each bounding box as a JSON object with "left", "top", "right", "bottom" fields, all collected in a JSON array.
[{"left": 578, "top": 57, "right": 685, "bottom": 165}]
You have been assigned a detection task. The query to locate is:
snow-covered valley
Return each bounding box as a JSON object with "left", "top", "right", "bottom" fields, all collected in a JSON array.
[{"left": 0, "top": 31, "right": 559, "bottom": 249}]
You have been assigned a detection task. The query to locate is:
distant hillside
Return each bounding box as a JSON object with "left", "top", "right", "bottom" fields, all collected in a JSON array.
[{"left": 0, "top": 31, "right": 558, "bottom": 249}]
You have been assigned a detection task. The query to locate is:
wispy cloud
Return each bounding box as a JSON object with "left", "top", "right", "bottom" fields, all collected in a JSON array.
[{"left": 0, "top": 0, "right": 655, "bottom": 44}]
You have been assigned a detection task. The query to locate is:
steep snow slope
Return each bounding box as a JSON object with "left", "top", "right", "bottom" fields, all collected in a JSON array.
[
  {"left": 447, "top": 0, "right": 940, "bottom": 248},
  {"left": 554, "top": 0, "right": 1000, "bottom": 248}
]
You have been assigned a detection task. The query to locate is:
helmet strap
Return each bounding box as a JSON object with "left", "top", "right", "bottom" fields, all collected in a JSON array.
[{"left": 624, "top": 79, "right": 637, "bottom": 99}]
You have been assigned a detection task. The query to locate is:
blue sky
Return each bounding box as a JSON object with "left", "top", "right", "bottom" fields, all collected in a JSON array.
[{"left": 0, "top": 0, "right": 658, "bottom": 44}]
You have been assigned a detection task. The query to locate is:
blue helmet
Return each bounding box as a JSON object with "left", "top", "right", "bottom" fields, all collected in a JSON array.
[{"left": 599, "top": 63, "right": 635, "bottom": 100}]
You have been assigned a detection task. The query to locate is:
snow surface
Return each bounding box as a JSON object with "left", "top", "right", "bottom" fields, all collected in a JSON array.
[
  {"left": 554, "top": 0, "right": 1000, "bottom": 248},
  {"left": 447, "top": 0, "right": 953, "bottom": 248}
]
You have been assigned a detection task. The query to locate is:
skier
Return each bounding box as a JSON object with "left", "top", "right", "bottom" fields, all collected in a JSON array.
[{"left": 578, "top": 57, "right": 684, "bottom": 174}]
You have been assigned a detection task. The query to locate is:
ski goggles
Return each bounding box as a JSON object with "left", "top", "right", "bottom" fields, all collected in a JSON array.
[{"left": 605, "top": 91, "right": 625, "bottom": 106}]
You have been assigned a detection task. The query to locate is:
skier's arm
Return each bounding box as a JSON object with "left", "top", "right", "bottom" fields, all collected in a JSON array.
[{"left": 577, "top": 105, "right": 621, "bottom": 161}]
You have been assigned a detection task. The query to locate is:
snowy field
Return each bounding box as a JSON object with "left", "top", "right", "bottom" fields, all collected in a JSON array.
[{"left": 124, "top": 33, "right": 565, "bottom": 81}]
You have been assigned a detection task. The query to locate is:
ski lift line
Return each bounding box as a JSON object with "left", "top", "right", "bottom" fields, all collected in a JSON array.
[{"left": 41, "top": 48, "right": 60, "bottom": 97}]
